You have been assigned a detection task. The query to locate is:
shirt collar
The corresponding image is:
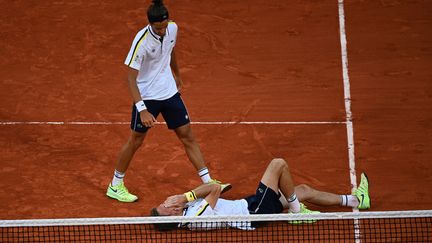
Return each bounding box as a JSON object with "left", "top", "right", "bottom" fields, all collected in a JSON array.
[{"left": 148, "top": 24, "right": 168, "bottom": 41}]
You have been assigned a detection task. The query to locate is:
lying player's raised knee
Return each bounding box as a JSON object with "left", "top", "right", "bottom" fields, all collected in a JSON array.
[{"left": 270, "top": 158, "right": 288, "bottom": 170}]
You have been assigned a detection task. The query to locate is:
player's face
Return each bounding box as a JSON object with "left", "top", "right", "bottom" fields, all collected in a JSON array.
[
  {"left": 151, "top": 20, "right": 169, "bottom": 37},
  {"left": 156, "top": 203, "right": 183, "bottom": 216}
]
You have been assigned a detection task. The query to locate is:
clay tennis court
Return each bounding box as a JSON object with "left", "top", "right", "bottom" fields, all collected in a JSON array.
[{"left": 0, "top": 0, "right": 431, "bottom": 224}]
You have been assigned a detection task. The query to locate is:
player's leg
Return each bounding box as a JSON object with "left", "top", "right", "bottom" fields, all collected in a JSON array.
[
  {"left": 107, "top": 102, "right": 158, "bottom": 202},
  {"left": 294, "top": 182, "right": 367, "bottom": 209},
  {"left": 278, "top": 190, "right": 320, "bottom": 224},
  {"left": 292, "top": 173, "right": 370, "bottom": 210},
  {"left": 174, "top": 123, "right": 231, "bottom": 191},
  {"left": 174, "top": 124, "right": 206, "bottom": 171},
  {"left": 106, "top": 130, "right": 145, "bottom": 202},
  {"left": 114, "top": 130, "right": 147, "bottom": 174},
  {"left": 163, "top": 93, "right": 231, "bottom": 191},
  {"left": 260, "top": 158, "right": 301, "bottom": 213},
  {"left": 161, "top": 93, "right": 204, "bottom": 173},
  {"left": 260, "top": 158, "right": 285, "bottom": 193},
  {"left": 295, "top": 184, "right": 346, "bottom": 206}
]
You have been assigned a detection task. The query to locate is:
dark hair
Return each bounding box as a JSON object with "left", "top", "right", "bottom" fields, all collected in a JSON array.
[
  {"left": 150, "top": 208, "right": 179, "bottom": 231},
  {"left": 147, "top": 0, "right": 169, "bottom": 23}
]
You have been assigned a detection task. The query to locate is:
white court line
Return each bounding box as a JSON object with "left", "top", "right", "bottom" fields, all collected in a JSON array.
[
  {"left": 338, "top": 0, "right": 358, "bottom": 208},
  {"left": 338, "top": 0, "right": 361, "bottom": 242},
  {"left": 0, "top": 121, "right": 346, "bottom": 125}
]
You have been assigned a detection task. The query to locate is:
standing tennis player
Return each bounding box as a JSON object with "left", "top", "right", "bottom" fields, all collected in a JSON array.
[{"left": 106, "top": 0, "right": 230, "bottom": 203}]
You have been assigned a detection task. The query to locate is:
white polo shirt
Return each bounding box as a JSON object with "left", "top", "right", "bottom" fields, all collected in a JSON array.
[
  {"left": 183, "top": 198, "right": 254, "bottom": 230},
  {"left": 124, "top": 22, "right": 178, "bottom": 100}
]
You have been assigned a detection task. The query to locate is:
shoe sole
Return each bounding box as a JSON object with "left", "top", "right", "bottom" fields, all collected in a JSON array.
[
  {"left": 106, "top": 190, "right": 138, "bottom": 203},
  {"left": 221, "top": 184, "right": 232, "bottom": 194},
  {"left": 288, "top": 220, "right": 318, "bottom": 225}
]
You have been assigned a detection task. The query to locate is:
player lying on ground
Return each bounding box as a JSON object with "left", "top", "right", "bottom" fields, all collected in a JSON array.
[{"left": 150, "top": 158, "right": 370, "bottom": 230}]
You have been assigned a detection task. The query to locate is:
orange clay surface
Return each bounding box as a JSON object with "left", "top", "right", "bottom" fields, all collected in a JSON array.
[{"left": 0, "top": 0, "right": 431, "bottom": 219}]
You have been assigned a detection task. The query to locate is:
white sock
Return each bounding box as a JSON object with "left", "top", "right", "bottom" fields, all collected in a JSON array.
[
  {"left": 288, "top": 193, "right": 301, "bottom": 213},
  {"left": 198, "top": 167, "right": 211, "bottom": 183},
  {"left": 112, "top": 170, "right": 125, "bottom": 186},
  {"left": 340, "top": 195, "right": 359, "bottom": 208}
]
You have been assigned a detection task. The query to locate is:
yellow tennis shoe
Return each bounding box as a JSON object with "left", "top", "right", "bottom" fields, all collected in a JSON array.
[
  {"left": 209, "top": 179, "right": 232, "bottom": 194},
  {"left": 288, "top": 203, "right": 320, "bottom": 224},
  {"left": 355, "top": 173, "right": 370, "bottom": 210},
  {"left": 106, "top": 182, "right": 138, "bottom": 203}
]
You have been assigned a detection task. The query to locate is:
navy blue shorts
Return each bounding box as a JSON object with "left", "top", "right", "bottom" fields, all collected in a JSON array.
[
  {"left": 244, "top": 182, "right": 284, "bottom": 227},
  {"left": 130, "top": 93, "right": 190, "bottom": 133}
]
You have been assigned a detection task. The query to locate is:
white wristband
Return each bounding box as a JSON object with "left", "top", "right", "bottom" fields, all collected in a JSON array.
[{"left": 135, "top": 100, "right": 147, "bottom": 112}]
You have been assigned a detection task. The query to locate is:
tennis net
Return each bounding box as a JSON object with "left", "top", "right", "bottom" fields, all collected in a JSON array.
[{"left": 1, "top": 210, "right": 431, "bottom": 242}]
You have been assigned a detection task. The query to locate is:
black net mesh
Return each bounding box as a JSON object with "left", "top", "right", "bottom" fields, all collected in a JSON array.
[{"left": 1, "top": 211, "right": 431, "bottom": 242}]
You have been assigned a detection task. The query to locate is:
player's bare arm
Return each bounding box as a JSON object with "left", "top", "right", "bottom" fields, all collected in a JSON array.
[
  {"left": 163, "top": 183, "right": 221, "bottom": 209},
  {"left": 127, "top": 67, "right": 156, "bottom": 127},
  {"left": 170, "top": 47, "right": 183, "bottom": 91}
]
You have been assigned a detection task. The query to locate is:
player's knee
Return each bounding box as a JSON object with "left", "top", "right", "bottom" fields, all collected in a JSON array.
[
  {"left": 129, "top": 133, "right": 145, "bottom": 150},
  {"left": 175, "top": 125, "right": 196, "bottom": 143},
  {"left": 270, "top": 158, "right": 287, "bottom": 170},
  {"left": 178, "top": 132, "right": 195, "bottom": 145},
  {"left": 295, "top": 184, "right": 312, "bottom": 198}
]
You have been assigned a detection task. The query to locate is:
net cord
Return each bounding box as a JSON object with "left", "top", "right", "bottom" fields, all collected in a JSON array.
[{"left": 1, "top": 210, "right": 431, "bottom": 227}]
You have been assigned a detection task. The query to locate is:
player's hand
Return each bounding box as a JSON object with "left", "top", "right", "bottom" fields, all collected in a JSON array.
[
  {"left": 139, "top": 110, "right": 156, "bottom": 127},
  {"left": 163, "top": 194, "right": 187, "bottom": 207}
]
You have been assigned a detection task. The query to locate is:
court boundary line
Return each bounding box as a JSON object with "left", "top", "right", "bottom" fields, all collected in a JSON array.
[
  {"left": 337, "top": 0, "right": 360, "bottom": 242},
  {"left": 0, "top": 121, "right": 346, "bottom": 125},
  {"left": 338, "top": 0, "right": 357, "bottom": 209}
]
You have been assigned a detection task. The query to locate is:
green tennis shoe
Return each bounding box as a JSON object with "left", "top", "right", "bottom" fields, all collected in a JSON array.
[
  {"left": 209, "top": 179, "right": 232, "bottom": 194},
  {"left": 288, "top": 203, "right": 320, "bottom": 224},
  {"left": 106, "top": 182, "right": 138, "bottom": 203},
  {"left": 355, "top": 173, "right": 370, "bottom": 210}
]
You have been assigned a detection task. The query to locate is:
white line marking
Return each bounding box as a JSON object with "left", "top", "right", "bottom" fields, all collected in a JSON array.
[
  {"left": 338, "top": 0, "right": 361, "bottom": 241},
  {"left": 338, "top": 0, "right": 357, "bottom": 205},
  {"left": 0, "top": 121, "right": 346, "bottom": 125}
]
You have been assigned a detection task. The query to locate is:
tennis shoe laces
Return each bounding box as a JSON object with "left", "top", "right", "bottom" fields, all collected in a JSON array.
[
  {"left": 106, "top": 182, "right": 138, "bottom": 203},
  {"left": 355, "top": 173, "right": 370, "bottom": 209}
]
